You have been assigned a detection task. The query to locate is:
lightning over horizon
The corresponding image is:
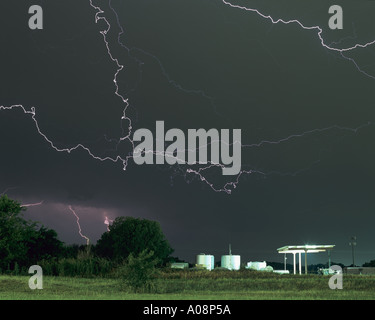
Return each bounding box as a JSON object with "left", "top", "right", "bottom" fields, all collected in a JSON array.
[
  {"left": 1, "top": 0, "right": 375, "bottom": 195},
  {"left": 1, "top": 0, "right": 375, "bottom": 268},
  {"left": 21, "top": 201, "right": 44, "bottom": 208},
  {"left": 68, "top": 205, "right": 90, "bottom": 246}
]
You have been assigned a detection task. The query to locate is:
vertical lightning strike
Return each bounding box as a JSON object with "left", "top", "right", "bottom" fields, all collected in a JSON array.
[
  {"left": 68, "top": 205, "right": 90, "bottom": 245},
  {"left": 88, "top": 0, "right": 134, "bottom": 147}
]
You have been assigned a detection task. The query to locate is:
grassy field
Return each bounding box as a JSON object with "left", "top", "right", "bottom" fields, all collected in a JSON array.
[{"left": 1, "top": 270, "right": 375, "bottom": 300}]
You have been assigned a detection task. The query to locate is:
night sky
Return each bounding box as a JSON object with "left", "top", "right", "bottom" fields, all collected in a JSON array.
[{"left": 1, "top": 0, "right": 375, "bottom": 267}]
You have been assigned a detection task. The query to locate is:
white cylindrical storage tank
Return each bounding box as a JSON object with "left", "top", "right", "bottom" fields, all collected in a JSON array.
[
  {"left": 196, "top": 254, "right": 214, "bottom": 270},
  {"left": 221, "top": 255, "right": 241, "bottom": 270}
]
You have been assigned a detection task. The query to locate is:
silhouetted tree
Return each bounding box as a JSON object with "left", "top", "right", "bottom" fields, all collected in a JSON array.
[
  {"left": 95, "top": 216, "right": 173, "bottom": 264},
  {"left": 363, "top": 260, "right": 375, "bottom": 267},
  {"left": 26, "top": 226, "right": 64, "bottom": 263},
  {"left": 0, "top": 195, "right": 33, "bottom": 269},
  {"left": 0, "top": 195, "right": 64, "bottom": 270}
]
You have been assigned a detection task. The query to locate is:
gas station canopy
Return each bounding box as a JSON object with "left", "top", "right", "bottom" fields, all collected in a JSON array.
[{"left": 277, "top": 245, "right": 335, "bottom": 274}]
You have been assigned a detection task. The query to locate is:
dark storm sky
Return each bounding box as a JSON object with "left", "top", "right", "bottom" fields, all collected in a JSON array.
[{"left": 1, "top": 0, "right": 375, "bottom": 266}]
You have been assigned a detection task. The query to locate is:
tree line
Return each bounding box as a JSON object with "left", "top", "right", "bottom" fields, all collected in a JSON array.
[
  {"left": 2, "top": 194, "right": 374, "bottom": 277},
  {"left": 0, "top": 194, "right": 174, "bottom": 273}
]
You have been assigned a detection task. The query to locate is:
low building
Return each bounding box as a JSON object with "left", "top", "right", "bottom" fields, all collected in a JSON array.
[
  {"left": 246, "top": 261, "right": 267, "bottom": 271},
  {"left": 344, "top": 267, "right": 375, "bottom": 275},
  {"left": 170, "top": 262, "right": 189, "bottom": 269}
]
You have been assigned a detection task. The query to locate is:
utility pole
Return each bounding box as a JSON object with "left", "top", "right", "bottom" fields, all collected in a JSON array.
[{"left": 349, "top": 236, "right": 357, "bottom": 267}]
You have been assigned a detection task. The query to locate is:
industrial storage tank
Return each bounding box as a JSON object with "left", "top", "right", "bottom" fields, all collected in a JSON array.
[
  {"left": 221, "top": 255, "right": 241, "bottom": 270},
  {"left": 196, "top": 254, "right": 215, "bottom": 270},
  {"left": 246, "top": 261, "right": 267, "bottom": 271}
]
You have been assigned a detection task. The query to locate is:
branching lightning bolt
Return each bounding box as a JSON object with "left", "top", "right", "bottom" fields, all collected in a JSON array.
[
  {"left": 0, "top": 0, "right": 374, "bottom": 197},
  {"left": 187, "top": 122, "right": 373, "bottom": 194},
  {"left": 107, "top": 0, "right": 221, "bottom": 116},
  {"left": 220, "top": 0, "right": 375, "bottom": 78}
]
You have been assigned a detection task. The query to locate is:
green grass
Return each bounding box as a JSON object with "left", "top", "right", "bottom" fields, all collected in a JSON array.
[{"left": 1, "top": 271, "right": 375, "bottom": 300}]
